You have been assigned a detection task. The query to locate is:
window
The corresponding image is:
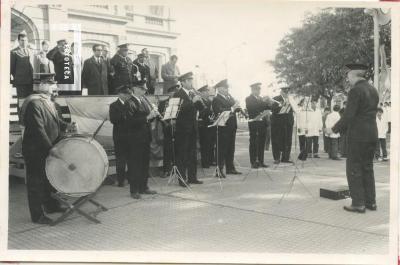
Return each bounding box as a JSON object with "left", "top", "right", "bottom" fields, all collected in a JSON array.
[{"left": 149, "top": 6, "right": 164, "bottom": 17}]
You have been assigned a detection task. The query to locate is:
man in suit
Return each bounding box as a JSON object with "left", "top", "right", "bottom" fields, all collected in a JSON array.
[
  {"left": 125, "top": 80, "right": 159, "bottom": 199},
  {"left": 133, "top": 53, "right": 151, "bottom": 93},
  {"left": 161, "top": 55, "right": 180, "bottom": 93},
  {"left": 34, "top": 40, "right": 52, "bottom": 74},
  {"left": 212, "top": 79, "right": 242, "bottom": 177},
  {"left": 245, "top": 82, "right": 273, "bottom": 168},
  {"left": 271, "top": 87, "right": 294, "bottom": 164},
  {"left": 173, "top": 72, "right": 204, "bottom": 186},
  {"left": 109, "top": 85, "right": 132, "bottom": 187},
  {"left": 81, "top": 44, "right": 109, "bottom": 95},
  {"left": 197, "top": 85, "right": 214, "bottom": 168},
  {"left": 20, "top": 73, "right": 75, "bottom": 224},
  {"left": 326, "top": 63, "right": 379, "bottom": 213},
  {"left": 158, "top": 84, "right": 180, "bottom": 178},
  {"left": 109, "top": 44, "right": 134, "bottom": 95},
  {"left": 10, "top": 31, "right": 35, "bottom": 99},
  {"left": 46, "top": 39, "right": 74, "bottom": 85},
  {"left": 142, "top": 48, "right": 159, "bottom": 94}
]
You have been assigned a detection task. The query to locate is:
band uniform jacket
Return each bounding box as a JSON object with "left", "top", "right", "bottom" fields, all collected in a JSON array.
[
  {"left": 81, "top": 56, "right": 109, "bottom": 95},
  {"left": 10, "top": 47, "right": 34, "bottom": 85},
  {"left": 198, "top": 98, "right": 213, "bottom": 127},
  {"left": 245, "top": 94, "right": 271, "bottom": 120},
  {"left": 211, "top": 94, "right": 238, "bottom": 130},
  {"left": 109, "top": 99, "right": 129, "bottom": 141},
  {"left": 109, "top": 54, "right": 133, "bottom": 94},
  {"left": 161, "top": 62, "right": 180, "bottom": 90},
  {"left": 124, "top": 96, "right": 151, "bottom": 143},
  {"left": 332, "top": 79, "right": 378, "bottom": 142},
  {"left": 133, "top": 59, "right": 151, "bottom": 83},
  {"left": 46, "top": 46, "right": 74, "bottom": 84},
  {"left": 173, "top": 88, "right": 203, "bottom": 133},
  {"left": 21, "top": 98, "right": 68, "bottom": 158}
]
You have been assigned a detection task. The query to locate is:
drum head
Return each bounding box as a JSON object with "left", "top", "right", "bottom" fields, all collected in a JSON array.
[{"left": 46, "top": 136, "right": 109, "bottom": 197}]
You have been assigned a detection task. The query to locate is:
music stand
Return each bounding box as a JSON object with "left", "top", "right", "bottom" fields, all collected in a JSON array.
[{"left": 208, "top": 111, "right": 231, "bottom": 190}]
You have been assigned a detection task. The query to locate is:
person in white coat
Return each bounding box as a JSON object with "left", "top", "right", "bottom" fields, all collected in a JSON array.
[
  {"left": 305, "top": 99, "right": 323, "bottom": 158},
  {"left": 325, "top": 105, "right": 341, "bottom": 160},
  {"left": 375, "top": 108, "right": 388, "bottom": 161}
]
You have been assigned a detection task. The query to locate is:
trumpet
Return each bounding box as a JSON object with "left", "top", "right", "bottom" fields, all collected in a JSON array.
[
  {"left": 189, "top": 88, "right": 207, "bottom": 108},
  {"left": 227, "top": 93, "right": 248, "bottom": 119}
]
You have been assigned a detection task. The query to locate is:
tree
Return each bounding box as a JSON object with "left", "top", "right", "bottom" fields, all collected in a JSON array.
[{"left": 270, "top": 8, "right": 391, "bottom": 106}]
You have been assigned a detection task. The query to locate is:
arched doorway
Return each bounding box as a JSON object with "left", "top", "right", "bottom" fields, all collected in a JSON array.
[{"left": 11, "top": 8, "right": 40, "bottom": 50}]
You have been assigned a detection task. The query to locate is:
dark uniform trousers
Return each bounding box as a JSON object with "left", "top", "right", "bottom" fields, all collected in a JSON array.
[
  {"left": 298, "top": 135, "right": 307, "bottom": 160},
  {"left": 217, "top": 126, "right": 236, "bottom": 171},
  {"left": 198, "top": 122, "right": 215, "bottom": 167},
  {"left": 175, "top": 130, "right": 197, "bottom": 181},
  {"left": 248, "top": 121, "right": 267, "bottom": 164},
  {"left": 114, "top": 137, "right": 129, "bottom": 184},
  {"left": 25, "top": 153, "right": 59, "bottom": 222},
  {"left": 306, "top": 136, "right": 319, "bottom": 155},
  {"left": 346, "top": 141, "right": 376, "bottom": 206},
  {"left": 127, "top": 139, "right": 150, "bottom": 194},
  {"left": 163, "top": 123, "right": 173, "bottom": 173},
  {"left": 271, "top": 113, "right": 293, "bottom": 161}
]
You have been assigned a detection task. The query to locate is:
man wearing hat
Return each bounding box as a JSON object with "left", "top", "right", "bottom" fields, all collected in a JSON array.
[
  {"left": 109, "top": 85, "right": 132, "bottom": 187},
  {"left": 245, "top": 82, "right": 274, "bottom": 168},
  {"left": 109, "top": 44, "right": 134, "bottom": 95},
  {"left": 125, "top": 80, "right": 158, "bottom": 199},
  {"left": 173, "top": 72, "right": 204, "bottom": 186},
  {"left": 133, "top": 53, "right": 151, "bottom": 93},
  {"left": 197, "top": 85, "right": 214, "bottom": 168},
  {"left": 326, "top": 63, "right": 379, "bottom": 213},
  {"left": 20, "top": 73, "right": 76, "bottom": 224},
  {"left": 212, "top": 79, "right": 242, "bottom": 177},
  {"left": 47, "top": 39, "right": 74, "bottom": 85},
  {"left": 271, "top": 86, "right": 294, "bottom": 164},
  {"left": 158, "top": 84, "right": 180, "bottom": 177}
]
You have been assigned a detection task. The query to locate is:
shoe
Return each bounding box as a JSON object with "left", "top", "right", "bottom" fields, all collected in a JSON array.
[
  {"left": 103, "top": 177, "right": 115, "bottom": 186},
  {"left": 313, "top": 154, "right": 320, "bottom": 158},
  {"left": 34, "top": 215, "right": 53, "bottom": 225},
  {"left": 226, "top": 169, "right": 242, "bottom": 175},
  {"left": 188, "top": 179, "right": 203, "bottom": 184},
  {"left": 332, "top": 157, "right": 341, "bottom": 161},
  {"left": 118, "top": 182, "right": 125, "bottom": 187},
  {"left": 140, "top": 189, "right": 157, "bottom": 195},
  {"left": 45, "top": 206, "right": 67, "bottom": 214},
  {"left": 281, "top": 160, "right": 294, "bottom": 164},
  {"left": 202, "top": 164, "right": 210, "bottom": 169},
  {"left": 343, "top": 205, "right": 366, "bottom": 213},
  {"left": 377, "top": 157, "right": 383, "bottom": 162},
  {"left": 366, "top": 204, "right": 377, "bottom": 211},
  {"left": 382, "top": 157, "right": 389, "bottom": 161},
  {"left": 273, "top": 160, "right": 280, "bottom": 165},
  {"left": 260, "top": 163, "right": 269, "bottom": 168},
  {"left": 131, "top": 192, "right": 141, "bottom": 199},
  {"left": 251, "top": 163, "right": 259, "bottom": 169}
]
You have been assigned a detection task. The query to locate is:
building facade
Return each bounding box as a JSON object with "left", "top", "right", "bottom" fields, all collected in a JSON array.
[{"left": 11, "top": 4, "right": 179, "bottom": 81}]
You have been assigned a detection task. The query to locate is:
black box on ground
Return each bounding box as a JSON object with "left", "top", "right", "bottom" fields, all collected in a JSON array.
[{"left": 320, "top": 186, "right": 350, "bottom": 200}]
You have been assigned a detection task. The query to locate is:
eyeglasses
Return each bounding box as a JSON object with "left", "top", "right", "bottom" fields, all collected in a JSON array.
[{"left": 95, "top": 49, "right": 103, "bottom": 52}]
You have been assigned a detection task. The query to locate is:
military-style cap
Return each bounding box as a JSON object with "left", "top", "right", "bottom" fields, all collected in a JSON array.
[
  {"left": 178, "top": 72, "right": 194, "bottom": 82},
  {"left": 57, "top": 39, "right": 67, "bottom": 45},
  {"left": 214, "top": 79, "right": 228, "bottom": 88},
  {"left": 33, "top": 73, "right": 57, "bottom": 84},
  {"left": 137, "top": 53, "right": 145, "bottom": 58},
  {"left": 280, "top": 87, "right": 290, "bottom": 92},
  {"left": 344, "top": 63, "right": 369, "bottom": 71},
  {"left": 197, "top": 85, "right": 209, "bottom": 92},
  {"left": 167, "top": 84, "right": 180, "bottom": 93},
  {"left": 116, "top": 84, "right": 131, "bottom": 94},
  {"left": 250, "top": 82, "right": 262, "bottom": 89},
  {"left": 117, "top": 43, "right": 129, "bottom": 50},
  {"left": 132, "top": 80, "right": 147, "bottom": 90}
]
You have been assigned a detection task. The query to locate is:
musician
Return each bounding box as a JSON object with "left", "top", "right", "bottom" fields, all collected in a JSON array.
[
  {"left": 212, "top": 79, "right": 242, "bottom": 177},
  {"left": 125, "top": 80, "right": 158, "bottom": 199},
  {"left": 245, "top": 82, "right": 273, "bottom": 168},
  {"left": 197, "top": 85, "right": 214, "bottom": 168},
  {"left": 173, "top": 72, "right": 204, "bottom": 186},
  {"left": 271, "top": 87, "right": 294, "bottom": 164},
  {"left": 20, "top": 73, "right": 75, "bottom": 224},
  {"left": 109, "top": 85, "right": 132, "bottom": 187},
  {"left": 158, "top": 84, "right": 180, "bottom": 178},
  {"left": 109, "top": 44, "right": 134, "bottom": 95}
]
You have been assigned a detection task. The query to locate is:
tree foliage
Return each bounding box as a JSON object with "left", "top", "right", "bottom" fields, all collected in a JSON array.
[{"left": 270, "top": 8, "right": 391, "bottom": 102}]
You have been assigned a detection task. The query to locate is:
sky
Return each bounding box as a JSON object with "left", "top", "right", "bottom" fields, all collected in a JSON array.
[{"left": 172, "top": 1, "right": 320, "bottom": 102}]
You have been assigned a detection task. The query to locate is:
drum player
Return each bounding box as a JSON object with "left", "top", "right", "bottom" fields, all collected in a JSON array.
[{"left": 20, "top": 73, "right": 76, "bottom": 224}]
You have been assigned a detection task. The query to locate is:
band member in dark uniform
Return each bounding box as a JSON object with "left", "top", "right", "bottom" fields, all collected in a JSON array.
[
  {"left": 20, "top": 73, "right": 75, "bottom": 224},
  {"left": 197, "top": 85, "right": 214, "bottom": 168},
  {"left": 133, "top": 53, "right": 151, "bottom": 93},
  {"left": 109, "top": 85, "right": 132, "bottom": 187},
  {"left": 326, "top": 63, "right": 379, "bottom": 213},
  {"left": 125, "top": 80, "right": 158, "bottom": 199},
  {"left": 173, "top": 72, "right": 204, "bottom": 186},
  {"left": 245, "top": 82, "right": 273, "bottom": 168},
  {"left": 158, "top": 84, "right": 180, "bottom": 178},
  {"left": 46, "top": 39, "right": 74, "bottom": 85},
  {"left": 271, "top": 87, "right": 294, "bottom": 164},
  {"left": 109, "top": 44, "right": 133, "bottom": 95},
  {"left": 212, "top": 79, "right": 242, "bottom": 177}
]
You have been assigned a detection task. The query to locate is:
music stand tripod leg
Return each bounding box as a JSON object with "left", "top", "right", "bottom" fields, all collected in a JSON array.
[{"left": 50, "top": 194, "right": 87, "bottom": 226}]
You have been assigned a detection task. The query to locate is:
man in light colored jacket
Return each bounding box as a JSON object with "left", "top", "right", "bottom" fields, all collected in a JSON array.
[{"left": 161, "top": 55, "right": 180, "bottom": 93}]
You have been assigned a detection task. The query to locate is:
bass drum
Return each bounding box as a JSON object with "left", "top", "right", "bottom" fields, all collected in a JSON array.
[{"left": 46, "top": 135, "right": 109, "bottom": 197}]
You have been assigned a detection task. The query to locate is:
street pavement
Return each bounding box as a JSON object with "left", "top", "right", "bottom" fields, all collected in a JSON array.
[{"left": 8, "top": 126, "right": 390, "bottom": 254}]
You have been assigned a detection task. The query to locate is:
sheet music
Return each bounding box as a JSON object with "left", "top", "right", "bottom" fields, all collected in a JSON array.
[
  {"left": 163, "top": 98, "right": 181, "bottom": 120},
  {"left": 208, "top": 111, "right": 231, "bottom": 127}
]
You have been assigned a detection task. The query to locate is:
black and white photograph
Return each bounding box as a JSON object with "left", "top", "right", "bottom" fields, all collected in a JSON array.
[{"left": 0, "top": 0, "right": 398, "bottom": 264}]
